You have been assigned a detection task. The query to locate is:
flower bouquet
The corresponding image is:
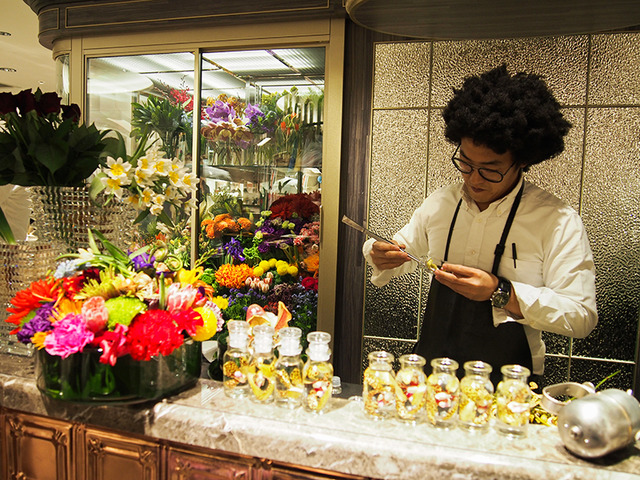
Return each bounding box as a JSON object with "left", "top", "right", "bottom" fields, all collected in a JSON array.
[
  {"left": 5, "top": 230, "right": 221, "bottom": 403},
  {"left": 0, "top": 88, "right": 113, "bottom": 243}
]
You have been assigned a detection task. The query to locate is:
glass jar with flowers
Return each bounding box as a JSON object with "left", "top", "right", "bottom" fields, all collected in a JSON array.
[{"left": 5, "top": 230, "right": 221, "bottom": 403}]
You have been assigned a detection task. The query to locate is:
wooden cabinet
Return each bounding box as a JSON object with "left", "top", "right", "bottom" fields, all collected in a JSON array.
[
  {"left": 2, "top": 410, "right": 74, "bottom": 480},
  {"left": 0, "top": 409, "right": 370, "bottom": 480}
]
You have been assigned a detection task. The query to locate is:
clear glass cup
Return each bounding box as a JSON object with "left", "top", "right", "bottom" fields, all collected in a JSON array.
[
  {"left": 363, "top": 351, "right": 396, "bottom": 420},
  {"left": 458, "top": 360, "right": 494, "bottom": 431},
  {"left": 426, "top": 357, "right": 460, "bottom": 428},
  {"left": 495, "top": 364, "right": 532, "bottom": 436},
  {"left": 395, "top": 354, "right": 427, "bottom": 424}
]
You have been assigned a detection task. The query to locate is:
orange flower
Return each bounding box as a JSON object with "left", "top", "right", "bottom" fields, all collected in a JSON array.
[
  {"left": 237, "top": 217, "right": 252, "bottom": 231},
  {"left": 6, "top": 277, "right": 63, "bottom": 325},
  {"left": 215, "top": 263, "right": 254, "bottom": 289},
  {"left": 302, "top": 253, "right": 319, "bottom": 274}
]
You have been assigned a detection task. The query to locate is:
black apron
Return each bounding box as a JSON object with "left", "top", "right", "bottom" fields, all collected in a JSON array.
[{"left": 413, "top": 183, "right": 532, "bottom": 386}]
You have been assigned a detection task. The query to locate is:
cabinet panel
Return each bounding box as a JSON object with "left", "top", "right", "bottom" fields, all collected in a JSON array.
[
  {"left": 76, "top": 425, "right": 162, "bottom": 480},
  {"left": 2, "top": 410, "right": 74, "bottom": 480},
  {"left": 167, "top": 445, "right": 257, "bottom": 480}
]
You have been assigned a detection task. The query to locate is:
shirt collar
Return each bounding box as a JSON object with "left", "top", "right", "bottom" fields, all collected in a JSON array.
[{"left": 459, "top": 176, "right": 525, "bottom": 216}]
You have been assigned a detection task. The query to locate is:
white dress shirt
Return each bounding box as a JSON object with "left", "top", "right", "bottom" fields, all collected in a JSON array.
[{"left": 363, "top": 178, "right": 598, "bottom": 375}]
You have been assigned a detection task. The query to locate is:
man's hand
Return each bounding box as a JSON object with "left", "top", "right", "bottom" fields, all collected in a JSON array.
[
  {"left": 370, "top": 240, "right": 412, "bottom": 270},
  {"left": 433, "top": 263, "right": 498, "bottom": 301}
]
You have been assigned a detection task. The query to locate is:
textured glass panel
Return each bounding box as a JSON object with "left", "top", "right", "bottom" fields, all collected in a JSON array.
[
  {"left": 542, "top": 356, "right": 570, "bottom": 389},
  {"left": 589, "top": 33, "right": 640, "bottom": 105},
  {"left": 525, "top": 108, "right": 584, "bottom": 211},
  {"left": 431, "top": 36, "right": 589, "bottom": 107},
  {"left": 364, "top": 266, "right": 420, "bottom": 340},
  {"left": 369, "top": 109, "right": 429, "bottom": 236},
  {"left": 362, "top": 337, "right": 416, "bottom": 375},
  {"left": 569, "top": 358, "right": 634, "bottom": 392},
  {"left": 578, "top": 107, "right": 640, "bottom": 361},
  {"left": 426, "top": 114, "right": 461, "bottom": 195},
  {"left": 542, "top": 332, "right": 570, "bottom": 356},
  {"left": 373, "top": 42, "right": 431, "bottom": 109}
]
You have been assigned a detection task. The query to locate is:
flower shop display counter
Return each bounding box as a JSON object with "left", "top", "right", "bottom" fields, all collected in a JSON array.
[{"left": 1, "top": 354, "right": 639, "bottom": 480}]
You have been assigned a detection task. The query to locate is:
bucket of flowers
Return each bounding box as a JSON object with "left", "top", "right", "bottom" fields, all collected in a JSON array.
[{"left": 5, "top": 230, "right": 221, "bottom": 403}]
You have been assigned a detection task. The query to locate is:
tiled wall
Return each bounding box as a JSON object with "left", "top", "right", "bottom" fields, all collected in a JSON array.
[{"left": 363, "top": 33, "right": 640, "bottom": 391}]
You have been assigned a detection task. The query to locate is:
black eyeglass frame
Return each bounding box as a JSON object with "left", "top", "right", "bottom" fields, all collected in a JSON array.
[{"left": 451, "top": 144, "right": 516, "bottom": 183}]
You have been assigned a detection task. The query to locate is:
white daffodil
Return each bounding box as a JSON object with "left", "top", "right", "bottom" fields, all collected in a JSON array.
[
  {"left": 101, "top": 176, "right": 126, "bottom": 199},
  {"left": 167, "top": 168, "right": 184, "bottom": 188},
  {"left": 150, "top": 195, "right": 165, "bottom": 216},
  {"left": 105, "top": 156, "right": 132, "bottom": 184},
  {"left": 140, "top": 188, "right": 154, "bottom": 208},
  {"left": 153, "top": 158, "right": 172, "bottom": 176}
]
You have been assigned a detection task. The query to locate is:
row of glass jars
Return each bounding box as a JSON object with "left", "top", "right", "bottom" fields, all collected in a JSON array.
[
  {"left": 222, "top": 321, "right": 334, "bottom": 413},
  {"left": 363, "top": 352, "right": 533, "bottom": 436}
]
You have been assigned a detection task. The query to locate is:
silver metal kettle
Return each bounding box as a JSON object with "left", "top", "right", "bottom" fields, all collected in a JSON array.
[{"left": 542, "top": 383, "right": 640, "bottom": 458}]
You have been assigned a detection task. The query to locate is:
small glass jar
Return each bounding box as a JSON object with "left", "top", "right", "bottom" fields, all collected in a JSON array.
[
  {"left": 302, "top": 331, "right": 334, "bottom": 414},
  {"left": 274, "top": 327, "right": 304, "bottom": 409},
  {"left": 395, "top": 354, "right": 427, "bottom": 424},
  {"left": 426, "top": 357, "right": 460, "bottom": 428},
  {"left": 222, "top": 320, "right": 251, "bottom": 398},
  {"left": 495, "top": 364, "right": 533, "bottom": 436},
  {"left": 458, "top": 360, "right": 494, "bottom": 430},
  {"left": 247, "top": 324, "right": 276, "bottom": 403},
  {"left": 363, "top": 351, "right": 396, "bottom": 420}
]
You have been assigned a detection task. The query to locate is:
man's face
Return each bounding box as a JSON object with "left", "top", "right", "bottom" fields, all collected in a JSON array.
[{"left": 457, "top": 138, "right": 521, "bottom": 211}]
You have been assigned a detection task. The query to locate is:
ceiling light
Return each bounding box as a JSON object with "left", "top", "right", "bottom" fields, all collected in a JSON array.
[
  {"left": 0, "top": 68, "right": 16, "bottom": 72},
  {"left": 0, "top": 32, "right": 11, "bottom": 36}
]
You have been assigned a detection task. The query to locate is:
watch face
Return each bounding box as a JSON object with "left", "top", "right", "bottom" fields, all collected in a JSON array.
[{"left": 491, "top": 290, "right": 509, "bottom": 308}]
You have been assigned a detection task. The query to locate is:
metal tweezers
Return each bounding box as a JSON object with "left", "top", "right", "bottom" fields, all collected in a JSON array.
[{"left": 341, "top": 215, "right": 437, "bottom": 273}]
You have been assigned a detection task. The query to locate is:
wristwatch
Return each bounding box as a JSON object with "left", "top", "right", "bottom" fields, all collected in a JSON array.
[{"left": 490, "top": 277, "right": 512, "bottom": 308}]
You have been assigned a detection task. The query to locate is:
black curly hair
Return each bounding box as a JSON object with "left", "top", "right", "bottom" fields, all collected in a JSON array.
[{"left": 442, "top": 65, "right": 571, "bottom": 169}]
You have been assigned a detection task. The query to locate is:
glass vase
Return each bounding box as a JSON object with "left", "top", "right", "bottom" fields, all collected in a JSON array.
[
  {"left": 29, "top": 185, "right": 134, "bottom": 253},
  {"left": 0, "top": 241, "right": 57, "bottom": 356},
  {"left": 35, "top": 340, "right": 201, "bottom": 404}
]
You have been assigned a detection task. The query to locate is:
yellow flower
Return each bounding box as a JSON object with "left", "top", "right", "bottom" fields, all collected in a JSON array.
[
  {"left": 269, "top": 258, "right": 277, "bottom": 268},
  {"left": 287, "top": 265, "right": 298, "bottom": 276},
  {"left": 192, "top": 306, "right": 219, "bottom": 341},
  {"left": 177, "top": 267, "right": 203, "bottom": 285},
  {"left": 211, "top": 296, "right": 229, "bottom": 310},
  {"left": 276, "top": 264, "right": 288, "bottom": 276},
  {"left": 32, "top": 331, "right": 49, "bottom": 349},
  {"left": 253, "top": 266, "right": 264, "bottom": 277},
  {"left": 259, "top": 260, "right": 270, "bottom": 271}
]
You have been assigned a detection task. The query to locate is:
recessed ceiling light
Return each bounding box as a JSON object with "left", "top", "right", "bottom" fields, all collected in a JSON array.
[
  {"left": 0, "top": 32, "right": 11, "bottom": 36},
  {"left": 0, "top": 68, "right": 16, "bottom": 72}
]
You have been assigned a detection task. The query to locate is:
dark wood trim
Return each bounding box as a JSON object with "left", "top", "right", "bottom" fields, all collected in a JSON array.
[{"left": 24, "top": 0, "right": 346, "bottom": 49}]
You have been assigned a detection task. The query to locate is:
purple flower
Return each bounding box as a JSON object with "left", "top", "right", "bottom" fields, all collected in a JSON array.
[
  {"left": 17, "top": 303, "right": 55, "bottom": 344},
  {"left": 206, "top": 100, "right": 236, "bottom": 123},
  {"left": 223, "top": 237, "right": 245, "bottom": 262},
  {"left": 130, "top": 251, "right": 155, "bottom": 270}
]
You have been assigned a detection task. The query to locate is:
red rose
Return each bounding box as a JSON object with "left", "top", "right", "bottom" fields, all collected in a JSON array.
[
  {"left": 61, "top": 103, "right": 81, "bottom": 122},
  {"left": 0, "top": 92, "right": 17, "bottom": 115},
  {"left": 15, "top": 89, "right": 36, "bottom": 114},
  {"left": 36, "top": 92, "right": 61, "bottom": 115}
]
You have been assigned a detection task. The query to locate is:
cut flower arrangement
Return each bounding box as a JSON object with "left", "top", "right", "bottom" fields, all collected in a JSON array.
[
  {"left": 6, "top": 230, "right": 221, "bottom": 402},
  {"left": 197, "top": 191, "right": 321, "bottom": 374}
]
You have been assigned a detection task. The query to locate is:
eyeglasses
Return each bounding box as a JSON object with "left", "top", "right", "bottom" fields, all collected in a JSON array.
[{"left": 451, "top": 144, "right": 515, "bottom": 183}]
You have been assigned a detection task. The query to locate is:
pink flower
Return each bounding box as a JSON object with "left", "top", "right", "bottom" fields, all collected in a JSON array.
[
  {"left": 81, "top": 296, "right": 109, "bottom": 333},
  {"left": 96, "top": 324, "right": 129, "bottom": 366},
  {"left": 44, "top": 314, "right": 94, "bottom": 358},
  {"left": 166, "top": 283, "right": 198, "bottom": 313}
]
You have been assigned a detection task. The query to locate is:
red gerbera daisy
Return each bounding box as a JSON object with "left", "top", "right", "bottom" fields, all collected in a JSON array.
[{"left": 6, "top": 277, "right": 63, "bottom": 326}]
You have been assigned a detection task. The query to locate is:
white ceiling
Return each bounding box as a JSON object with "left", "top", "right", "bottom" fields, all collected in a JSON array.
[{"left": 0, "top": 0, "right": 56, "bottom": 95}]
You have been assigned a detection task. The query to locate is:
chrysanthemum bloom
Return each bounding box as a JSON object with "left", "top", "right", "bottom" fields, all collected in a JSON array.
[{"left": 44, "top": 314, "right": 94, "bottom": 358}]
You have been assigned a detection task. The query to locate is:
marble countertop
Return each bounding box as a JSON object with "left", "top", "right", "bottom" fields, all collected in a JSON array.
[{"left": 1, "top": 353, "right": 639, "bottom": 480}]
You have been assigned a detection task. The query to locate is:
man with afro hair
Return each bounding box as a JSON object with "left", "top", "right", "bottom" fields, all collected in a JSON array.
[{"left": 364, "top": 65, "right": 597, "bottom": 385}]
